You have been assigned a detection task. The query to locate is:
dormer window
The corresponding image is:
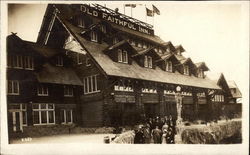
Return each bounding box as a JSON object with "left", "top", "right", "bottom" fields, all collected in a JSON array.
[
  {"left": 197, "top": 68, "right": 204, "bottom": 78},
  {"left": 113, "top": 37, "right": 119, "bottom": 44},
  {"left": 100, "top": 25, "right": 106, "bottom": 33},
  {"left": 90, "top": 31, "right": 98, "bottom": 42},
  {"left": 144, "top": 55, "right": 152, "bottom": 68},
  {"left": 137, "top": 41, "right": 142, "bottom": 48},
  {"left": 143, "top": 42, "right": 147, "bottom": 49},
  {"left": 118, "top": 49, "right": 128, "bottom": 63},
  {"left": 129, "top": 39, "right": 135, "bottom": 46},
  {"left": 56, "top": 56, "right": 63, "bottom": 66},
  {"left": 183, "top": 65, "right": 189, "bottom": 75},
  {"left": 166, "top": 61, "right": 172, "bottom": 72},
  {"left": 77, "top": 17, "right": 85, "bottom": 28}
]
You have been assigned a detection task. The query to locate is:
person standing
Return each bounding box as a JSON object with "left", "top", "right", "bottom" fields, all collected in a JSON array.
[
  {"left": 143, "top": 124, "right": 151, "bottom": 144},
  {"left": 161, "top": 129, "right": 167, "bottom": 144},
  {"left": 134, "top": 126, "right": 144, "bottom": 144},
  {"left": 151, "top": 126, "right": 162, "bottom": 144}
]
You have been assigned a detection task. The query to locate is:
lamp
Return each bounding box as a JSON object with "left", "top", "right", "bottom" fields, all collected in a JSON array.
[{"left": 176, "top": 86, "right": 181, "bottom": 92}]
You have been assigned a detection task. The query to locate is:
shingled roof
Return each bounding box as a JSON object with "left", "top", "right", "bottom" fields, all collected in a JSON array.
[
  {"left": 36, "top": 63, "right": 83, "bottom": 86},
  {"left": 55, "top": 12, "right": 220, "bottom": 90},
  {"left": 227, "top": 80, "right": 242, "bottom": 98}
]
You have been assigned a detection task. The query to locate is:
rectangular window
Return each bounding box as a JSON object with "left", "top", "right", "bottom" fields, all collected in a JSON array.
[
  {"left": 100, "top": 25, "right": 106, "bottom": 33},
  {"left": 11, "top": 55, "right": 23, "bottom": 69},
  {"left": 7, "top": 80, "right": 19, "bottom": 95},
  {"left": 77, "top": 17, "right": 85, "bottom": 28},
  {"left": 144, "top": 55, "right": 152, "bottom": 68},
  {"left": 32, "top": 104, "right": 55, "bottom": 125},
  {"left": 7, "top": 54, "right": 12, "bottom": 68},
  {"left": 166, "top": 61, "right": 173, "bottom": 72},
  {"left": 184, "top": 65, "right": 189, "bottom": 75},
  {"left": 77, "top": 53, "right": 83, "bottom": 65},
  {"left": 142, "top": 88, "right": 157, "bottom": 93},
  {"left": 64, "top": 85, "right": 73, "bottom": 97},
  {"left": 61, "top": 109, "right": 73, "bottom": 124},
  {"left": 113, "top": 37, "right": 119, "bottom": 44},
  {"left": 37, "top": 84, "right": 48, "bottom": 96},
  {"left": 118, "top": 49, "right": 128, "bottom": 63},
  {"left": 83, "top": 75, "right": 100, "bottom": 94},
  {"left": 86, "top": 57, "right": 91, "bottom": 66},
  {"left": 90, "top": 31, "right": 98, "bottom": 42},
  {"left": 56, "top": 56, "right": 63, "bottom": 66},
  {"left": 198, "top": 68, "right": 204, "bottom": 78},
  {"left": 24, "top": 56, "right": 34, "bottom": 70}
]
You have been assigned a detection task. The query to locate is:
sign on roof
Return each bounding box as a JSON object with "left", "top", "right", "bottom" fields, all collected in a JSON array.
[{"left": 79, "top": 5, "right": 154, "bottom": 35}]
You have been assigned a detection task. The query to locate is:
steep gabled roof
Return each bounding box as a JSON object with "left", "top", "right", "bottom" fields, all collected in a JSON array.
[
  {"left": 195, "top": 62, "right": 209, "bottom": 71},
  {"left": 53, "top": 10, "right": 220, "bottom": 90},
  {"left": 155, "top": 53, "right": 179, "bottom": 63},
  {"left": 227, "top": 80, "right": 242, "bottom": 98},
  {"left": 161, "top": 41, "right": 176, "bottom": 51},
  {"left": 131, "top": 47, "right": 157, "bottom": 57},
  {"left": 175, "top": 45, "right": 185, "bottom": 53}
]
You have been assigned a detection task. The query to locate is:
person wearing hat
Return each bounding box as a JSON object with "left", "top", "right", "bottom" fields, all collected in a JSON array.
[
  {"left": 143, "top": 124, "right": 151, "bottom": 144},
  {"left": 134, "top": 126, "right": 144, "bottom": 144}
]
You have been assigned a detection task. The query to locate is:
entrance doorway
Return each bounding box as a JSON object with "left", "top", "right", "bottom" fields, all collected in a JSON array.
[{"left": 144, "top": 104, "right": 157, "bottom": 118}]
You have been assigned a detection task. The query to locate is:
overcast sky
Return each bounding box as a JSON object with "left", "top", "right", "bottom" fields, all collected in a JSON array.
[{"left": 7, "top": 1, "right": 249, "bottom": 103}]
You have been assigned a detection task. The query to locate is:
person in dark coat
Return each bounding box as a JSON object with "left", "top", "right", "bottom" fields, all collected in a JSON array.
[
  {"left": 134, "top": 127, "right": 144, "bottom": 144},
  {"left": 166, "top": 127, "right": 174, "bottom": 144},
  {"left": 143, "top": 124, "right": 151, "bottom": 144},
  {"left": 151, "top": 126, "right": 162, "bottom": 144}
]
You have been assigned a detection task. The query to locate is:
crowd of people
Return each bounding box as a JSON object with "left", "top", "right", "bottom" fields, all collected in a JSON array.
[{"left": 134, "top": 115, "right": 176, "bottom": 144}]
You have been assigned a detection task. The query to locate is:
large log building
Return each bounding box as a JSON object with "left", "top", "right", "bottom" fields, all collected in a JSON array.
[{"left": 7, "top": 4, "right": 241, "bottom": 135}]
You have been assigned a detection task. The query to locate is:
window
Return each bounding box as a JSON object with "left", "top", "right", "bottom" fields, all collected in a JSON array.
[
  {"left": 164, "top": 90, "right": 175, "bottom": 95},
  {"left": 61, "top": 109, "right": 73, "bottom": 124},
  {"left": 83, "top": 75, "right": 100, "bottom": 94},
  {"left": 86, "top": 57, "right": 91, "bottom": 66},
  {"left": 197, "top": 92, "right": 205, "bottom": 97},
  {"left": 33, "top": 104, "right": 55, "bottom": 125},
  {"left": 9, "top": 55, "right": 23, "bottom": 69},
  {"left": 90, "top": 31, "right": 98, "bottom": 42},
  {"left": 100, "top": 25, "right": 106, "bottom": 33},
  {"left": 143, "top": 42, "right": 147, "bottom": 49},
  {"left": 113, "top": 37, "right": 119, "bottom": 44},
  {"left": 77, "top": 17, "right": 85, "bottom": 28},
  {"left": 198, "top": 68, "right": 204, "bottom": 78},
  {"left": 7, "top": 80, "right": 19, "bottom": 95},
  {"left": 130, "top": 39, "right": 135, "bottom": 46},
  {"left": 183, "top": 65, "right": 189, "bottom": 75},
  {"left": 137, "top": 41, "right": 142, "bottom": 48},
  {"left": 118, "top": 49, "right": 128, "bottom": 63},
  {"left": 166, "top": 61, "right": 172, "bottom": 72},
  {"left": 77, "top": 53, "right": 84, "bottom": 64},
  {"left": 56, "top": 56, "right": 63, "bottom": 66},
  {"left": 37, "top": 84, "right": 48, "bottom": 96},
  {"left": 144, "top": 55, "right": 153, "bottom": 68},
  {"left": 114, "top": 80, "right": 133, "bottom": 92},
  {"left": 24, "top": 56, "right": 34, "bottom": 70},
  {"left": 21, "top": 104, "right": 27, "bottom": 126},
  {"left": 212, "top": 95, "right": 224, "bottom": 102},
  {"left": 64, "top": 85, "right": 73, "bottom": 97}
]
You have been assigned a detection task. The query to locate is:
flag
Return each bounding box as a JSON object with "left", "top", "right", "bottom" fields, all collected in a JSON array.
[
  {"left": 146, "top": 7, "right": 154, "bottom": 17},
  {"left": 125, "top": 4, "right": 136, "bottom": 8},
  {"left": 152, "top": 5, "right": 160, "bottom": 15}
]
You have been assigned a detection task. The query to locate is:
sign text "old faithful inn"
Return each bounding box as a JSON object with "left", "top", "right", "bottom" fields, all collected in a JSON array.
[{"left": 80, "top": 5, "right": 153, "bottom": 35}]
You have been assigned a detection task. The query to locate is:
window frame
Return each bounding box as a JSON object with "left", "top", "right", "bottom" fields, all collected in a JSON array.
[
  {"left": 166, "top": 60, "right": 173, "bottom": 72},
  {"left": 83, "top": 75, "right": 100, "bottom": 94},
  {"left": 24, "top": 56, "right": 34, "bottom": 70},
  {"left": 117, "top": 49, "right": 128, "bottom": 64},
  {"left": 61, "top": 109, "right": 73, "bottom": 124},
  {"left": 183, "top": 65, "right": 189, "bottom": 75},
  {"left": 64, "top": 85, "right": 74, "bottom": 97},
  {"left": 198, "top": 68, "right": 204, "bottom": 78},
  {"left": 56, "top": 56, "right": 63, "bottom": 66},
  {"left": 144, "top": 55, "right": 153, "bottom": 68},
  {"left": 7, "top": 80, "right": 20, "bottom": 95},
  {"left": 37, "top": 84, "right": 49, "bottom": 96},
  {"left": 90, "top": 31, "right": 98, "bottom": 42},
  {"left": 32, "top": 103, "right": 55, "bottom": 125}
]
